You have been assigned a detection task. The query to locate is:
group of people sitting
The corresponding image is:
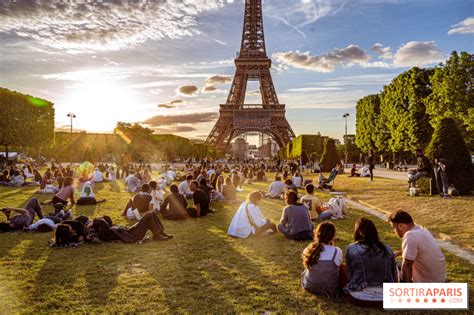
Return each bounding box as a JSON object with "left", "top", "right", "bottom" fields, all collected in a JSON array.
[{"left": 300, "top": 210, "right": 446, "bottom": 307}]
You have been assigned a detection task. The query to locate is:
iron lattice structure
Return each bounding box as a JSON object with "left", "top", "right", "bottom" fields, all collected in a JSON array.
[{"left": 205, "top": 0, "right": 295, "bottom": 150}]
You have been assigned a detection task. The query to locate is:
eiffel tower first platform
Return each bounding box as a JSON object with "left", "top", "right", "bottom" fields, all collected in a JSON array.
[{"left": 205, "top": 0, "right": 295, "bottom": 150}]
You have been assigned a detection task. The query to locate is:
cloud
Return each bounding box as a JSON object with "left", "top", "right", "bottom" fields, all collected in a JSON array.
[
  {"left": 448, "top": 17, "right": 474, "bottom": 35},
  {"left": 371, "top": 43, "right": 394, "bottom": 59},
  {"left": 170, "top": 100, "right": 183, "bottom": 105},
  {"left": 153, "top": 125, "right": 197, "bottom": 133},
  {"left": 202, "top": 85, "right": 218, "bottom": 93},
  {"left": 273, "top": 45, "right": 370, "bottom": 73},
  {"left": 205, "top": 75, "right": 233, "bottom": 85},
  {"left": 143, "top": 112, "right": 218, "bottom": 126},
  {"left": 176, "top": 85, "right": 199, "bottom": 96},
  {"left": 393, "top": 41, "right": 444, "bottom": 66},
  {"left": 0, "top": 1, "right": 227, "bottom": 52},
  {"left": 158, "top": 104, "right": 175, "bottom": 109}
]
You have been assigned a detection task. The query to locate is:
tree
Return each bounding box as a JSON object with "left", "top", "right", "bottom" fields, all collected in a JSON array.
[
  {"left": 0, "top": 87, "right": 54, "bottom": 158},
  {"left": 426, "top": 118, "right": 473, "bottom": 195},
  {"left": 343, "top": 134, "right": 363, "bottom": 163},
  {"left": 355, "top": 94, "right": 382, "bottom": 152},
  {"left": 320, "top": 138, "right": 339, "bottom": 172},
  {"left": 425, "top": 51, "right": 474, "bottom": 150},
  {"left": 380, "top": 67, "right": 434, "bottom": 153}
]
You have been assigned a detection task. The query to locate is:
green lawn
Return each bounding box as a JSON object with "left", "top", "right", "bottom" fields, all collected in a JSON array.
[
  {"left": 331, "top": 174, "right": 474, "bottom": 251},
  {"left": 0, "top": 177, "right": 472, "bottom": 313}
]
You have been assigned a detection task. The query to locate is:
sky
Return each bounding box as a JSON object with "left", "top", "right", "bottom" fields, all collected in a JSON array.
[{"left": 0, "top": 0, "right": 473, "bottom": 144}]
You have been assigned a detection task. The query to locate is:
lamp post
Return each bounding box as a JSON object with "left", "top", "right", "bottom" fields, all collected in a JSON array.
[
  {"left": 67, "top": 113, "right": 76, "bottom": 164},
  {"left": 343, "top": 113, "right": 349, "bottom": 168},
  {"left": 67, "top": 112, "right": 76, "bottom": 134}
]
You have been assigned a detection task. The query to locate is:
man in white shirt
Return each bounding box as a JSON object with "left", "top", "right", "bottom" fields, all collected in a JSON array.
[
  {"left": 389, "top": 210, "right": 446, "bottom": 283},
  {"left": 178, "top": 175, "right": 194, "bottom": 199},
  {"left": 266, "top": 175, "right": 286, "bottom": 199}
]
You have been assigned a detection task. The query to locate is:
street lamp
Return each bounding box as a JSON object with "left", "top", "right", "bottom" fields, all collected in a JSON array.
[
  {"left": 67, "top": 112, "right": 76, "bottom": 134},
  {"left": 343, "top": 113, "right": 349, "bottom": 167},
  {"left": 67, "top": 113, "right": 76, "bottom": 164}
]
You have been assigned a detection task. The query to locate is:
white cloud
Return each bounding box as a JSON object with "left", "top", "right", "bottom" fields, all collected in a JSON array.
[
  {"left": 371, "top": 43, "right": 394, "bottom": 59},
  {"left": 393, "top": 41, "right": 444, "bottom": 67},
  {"left": 448, "top": 17, "right": 474, "bottom": 35},
  {"left": 176, "top": 85, "right": 199, "bottom": 96},
  {"left": 273, "top": 45, "right": 370, "bottom": 73},
  {"left": 0, "top": 1, "right": 227, "bottom": 53}
]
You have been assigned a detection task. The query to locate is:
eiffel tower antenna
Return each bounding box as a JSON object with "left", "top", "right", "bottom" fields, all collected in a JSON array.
[{"left": 205, "top": 0, "right": 295, "bottom": 150}]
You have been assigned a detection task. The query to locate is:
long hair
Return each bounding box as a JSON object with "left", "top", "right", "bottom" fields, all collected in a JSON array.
[
  {"left": 247, "top": 191, "right": 262, "bottom": 205},
  {"left": 302, "top": 222, "right": 336, "bottom": 268},
  {"left": 353, "top": 218, "right": 388, "bottom": 256}
]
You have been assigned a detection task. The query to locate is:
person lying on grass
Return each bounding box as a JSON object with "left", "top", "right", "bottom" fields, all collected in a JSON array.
[
  {"left": 0, "top": 198, "right": 45, "bottom": 232},
  {"left": 89, "top": 211, "right": 172, "bottom": 243},
  {"left": 50, "top": 216, "right": 90, "bottom": 247}
]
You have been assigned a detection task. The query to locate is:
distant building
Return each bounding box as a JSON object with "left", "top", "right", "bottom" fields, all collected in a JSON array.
[{"left": 232, "top": 138, "right": 248, "bottom": 160}]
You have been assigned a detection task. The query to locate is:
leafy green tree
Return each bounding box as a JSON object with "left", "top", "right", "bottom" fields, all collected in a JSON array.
[
  {"left": 426, "top": 118, "right": 473, "bottom": 195},
  {"left": 0, "top": 87, "right": 54, "bottom": 158},
  {"left": 320, "top": 138, "right": 339, "bottom": 171},
  {"left": 425, "top": 51, "right": 474, "bottom": 149},
  {"left": 343, "top": 134, "right": 363, "bottom": 163},
  {"left": 356, "top": 94, "right": 381, "bottom": 152},
  {"left": 380, "top": 67, "right": 434, "bottom": 152}
]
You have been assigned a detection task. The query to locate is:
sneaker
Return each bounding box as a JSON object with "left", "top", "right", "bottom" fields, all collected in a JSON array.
[{"left": 65, "top": 209, "right": 73, "bottom": 220}]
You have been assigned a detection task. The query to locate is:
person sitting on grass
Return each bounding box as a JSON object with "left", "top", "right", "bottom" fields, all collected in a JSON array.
[
  {"left": 227, "top": 191, "right": 277, "bottom": 238},
  {"left": 256, "top": 169, "right": 267, "bottom": 182},
  {"left": 149, "top": 180, "right": 164, "bottom": 211},
  {"left": 125, "top": 170, "right": 141, "bottom": 193},
  {"left": 285, "top": 179, "right": 298, "bottom": 194},
  {"left": 26, "top": 205, "right": 73, "bottom": 232},
  {"left": 90, "top": 212, "right": 172, "bottom": 243},
  {"left": 300, "top": 184, "right": 333, "bottom": 221},
  {"left": 344, "top": 218, "right": 398, "bottom": 308},
  {"left": 278, "top": 191, "right": 313, "bottom": 241},
  {"left": 222, "top": 177, "right": 237, "bottom": 201},
  {"left": 301, "top": 222, "right": 343, "bottom": 296},
  {"left": 388, "top": 210, "right": 446, "bottom": 283},
  {"left": 292, "top": 171, "right": 303, "bottom": 188},
  {"left": 186, "top": 180, "right": 210, "bottom": 218},
  {"left": 266, "top": 175, "right": 286, "bottom": 199},
  {"left": 42, "top": 177, "right": 76, "bottom": 206},
  {"left": 76, "top": 181, "right": 106, "bottom": 205},
  {"left": 160, "top": 184, "right": 188, "bottom": 220},
  {"left": 0, "top": 198, "right": 45, "bottom": 232},
  {"left": 349, "top": 164, "right": 360, "bottom": 177},
  {"left": 178, "top": 175, "right": 194, "bottom": 199},
  {"left": 0, "top": 169, "right": 10, "bottom": 186},
  {"left": 123, "top": 183, "right": 152, "bottom": 220},
  {"left": 92, "top": 168, "right": 105, "bottom": 183}
]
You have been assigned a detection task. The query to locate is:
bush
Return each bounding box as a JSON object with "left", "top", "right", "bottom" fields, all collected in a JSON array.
[
  {"left": 320, "top": 138, "right": 339, "bottom": 172},
  {"left": 426, "top": 118, "right": 473, "bottom": 194}
]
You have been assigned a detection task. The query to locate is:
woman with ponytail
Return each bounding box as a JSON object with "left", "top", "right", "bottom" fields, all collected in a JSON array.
[{"left": 301, "top": 222, "right": 343, "bottom": 296}]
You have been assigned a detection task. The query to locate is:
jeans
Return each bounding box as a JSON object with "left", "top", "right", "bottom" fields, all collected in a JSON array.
[
  {"left": 318, "top": 210, "right": 333, "bottom": 221},
  {"left": 25, "top": 198, "right": 44, "bottom": 220},
  {"left": 408, "top": 171, "right": 428, "bottom": 184},
  {"left": 278, "top": 223, "right": 313, "bottom": 241},
  {"left": 434, "top": 170, "right": 449, "bottom": 195}
]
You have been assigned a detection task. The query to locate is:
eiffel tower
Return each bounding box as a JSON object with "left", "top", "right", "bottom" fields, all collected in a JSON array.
[{"left": 205, "top": 0, "right": 295, "bottom": 150}]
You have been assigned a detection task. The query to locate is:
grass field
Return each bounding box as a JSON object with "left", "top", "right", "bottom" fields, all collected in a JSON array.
[{"left": 0, "top": 174, "right": 472, "bottom": 313}]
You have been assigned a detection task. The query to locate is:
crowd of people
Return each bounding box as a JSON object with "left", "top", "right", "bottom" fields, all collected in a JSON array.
[{"left": 0, "top": 158, "right": 449, "bottom": 308}]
